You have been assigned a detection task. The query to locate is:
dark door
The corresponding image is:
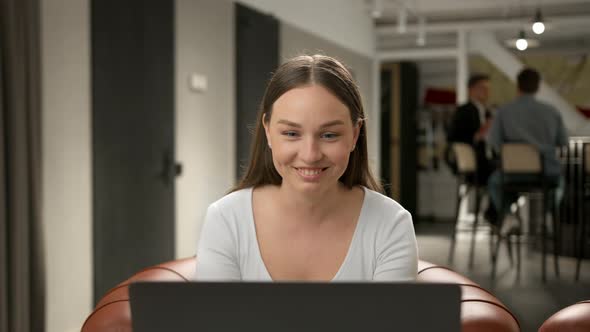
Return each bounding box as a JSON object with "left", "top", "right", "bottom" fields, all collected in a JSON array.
[
  {"left": 91, "top": 0, "right": 176, "bottom": 302},
  {"left": 380, "top": 62, "right": 418, "bottom": 217},
  {"left": 235, "top": 3, "right": 279, "bottom": 179}
]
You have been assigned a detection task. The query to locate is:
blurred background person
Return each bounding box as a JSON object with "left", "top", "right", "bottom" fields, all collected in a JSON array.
[
  {"left": 486, "top": 67, "right": 568, "bottom": 235},
  {"left": 447, "top": 74, "right": 497, "bottom": 224}
]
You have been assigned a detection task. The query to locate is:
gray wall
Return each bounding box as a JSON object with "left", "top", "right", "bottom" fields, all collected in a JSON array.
[{"left": 239, "top": 0, "right": 375, "bottom": 57}]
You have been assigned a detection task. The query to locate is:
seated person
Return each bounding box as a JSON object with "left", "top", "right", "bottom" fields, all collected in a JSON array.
[
  {"left": 447, "top": 74, "right": 497, "bottom": 223},
  {"left": 195, "top": 55, "right": 418, "bottom": 282},
  {"left": 486, "top": 68, "right": 568, "bottom": 234}
]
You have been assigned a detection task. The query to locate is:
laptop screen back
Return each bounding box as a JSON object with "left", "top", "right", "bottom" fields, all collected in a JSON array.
[{"left": 129, "top": 282, "right": 461, "bottom": 332}]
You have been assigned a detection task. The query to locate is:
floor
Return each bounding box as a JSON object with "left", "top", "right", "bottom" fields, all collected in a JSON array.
[{"left": 415, "top": 220, "right": 590, "bottom": 332}]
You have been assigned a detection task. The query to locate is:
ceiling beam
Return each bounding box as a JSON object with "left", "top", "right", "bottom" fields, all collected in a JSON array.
[
  {"left": 377, "top": 47, "right": 457, "bottom": 61},
  {"left": 376, "top": 14, "right": 590, "bottom": 35}
]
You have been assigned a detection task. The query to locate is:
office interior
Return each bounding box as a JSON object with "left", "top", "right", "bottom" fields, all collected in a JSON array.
[{"left": 2, "top": 0, "right": 590, "bottom": 331}]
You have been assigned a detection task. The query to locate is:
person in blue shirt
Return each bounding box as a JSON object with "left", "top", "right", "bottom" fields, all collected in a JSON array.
[{"left": 486, "top": 67, "right": 568, "bottom": 234}]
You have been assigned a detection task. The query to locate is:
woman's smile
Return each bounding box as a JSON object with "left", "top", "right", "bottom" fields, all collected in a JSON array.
[{"left": 294, "top": 167, "right": 329, "bottom": 181}]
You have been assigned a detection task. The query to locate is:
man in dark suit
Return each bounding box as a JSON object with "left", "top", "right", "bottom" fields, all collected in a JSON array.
[{"left": 447, "top": 74, "right": 497, "bottom": 223}]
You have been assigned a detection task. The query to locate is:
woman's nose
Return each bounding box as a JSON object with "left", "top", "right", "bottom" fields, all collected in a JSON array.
[{"left": 299, "top": 137, "right": 323, "bottom": 163}]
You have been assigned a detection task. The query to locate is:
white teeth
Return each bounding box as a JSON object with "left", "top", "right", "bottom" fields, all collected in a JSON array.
[{"left": 299, "top": 168, "right": 322, "bottom": 176}]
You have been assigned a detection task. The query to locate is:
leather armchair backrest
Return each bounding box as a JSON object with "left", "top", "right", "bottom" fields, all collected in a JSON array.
[
  {"left": 82, "top": 257, "right": 194, "bottom": 332},
  {"left": 417, "top": 261, "right": 520, "bottom": 332},
  {"left": 539, "top": 301, "right": 590, "bottom": 332},
  {"left": 82, "top": 258, "right": 520, "bottom": 332}
]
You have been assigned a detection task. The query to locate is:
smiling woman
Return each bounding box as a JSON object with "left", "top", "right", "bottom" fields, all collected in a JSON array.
[
  {"left": 263, "top": 85, "right": 360, "bottom": 194},
  {"left": 195, "top": 54, "right": 418, "bottom": 282}
]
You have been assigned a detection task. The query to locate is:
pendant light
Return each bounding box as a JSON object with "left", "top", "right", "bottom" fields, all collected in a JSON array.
[
  {"left": 516, "top": 30, "right": 528, "bottom": 50},
  {"left": 505, "top": 29, "right": 539, "bottom": 51},
  {"left": 532, "top": 9, "right": 545, "bottom": 34}
]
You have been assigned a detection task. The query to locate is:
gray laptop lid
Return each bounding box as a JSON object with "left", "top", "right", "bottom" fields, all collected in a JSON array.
[{"left": 129, "top": 282, "right": 461, "bottom": 332}]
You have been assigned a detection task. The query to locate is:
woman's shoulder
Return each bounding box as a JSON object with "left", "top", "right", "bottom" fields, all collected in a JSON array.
[
  {"left": 363, "top": 187, "right": 407, "bottom": 215},
  {"left": 361, "top": 187, "right": 412, "bottom": 228},
  {"left": 209, "top": 187, "right": 253, "bottom": 212},
  {"left": 204, "top": 188, "right": 254, "bottom": 236}
]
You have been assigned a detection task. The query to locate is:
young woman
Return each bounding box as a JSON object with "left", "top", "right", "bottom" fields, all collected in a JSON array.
[{"left": 195, "top": 55, "right": 417, "bottom": 281}]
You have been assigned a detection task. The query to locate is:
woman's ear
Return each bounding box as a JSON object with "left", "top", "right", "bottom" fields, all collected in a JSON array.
[
  {"left": 352, "top": 119, "right": 362, "bottom": 151},
  {"left": 262, "top": 113, "right": 271, "bottom": 149}
]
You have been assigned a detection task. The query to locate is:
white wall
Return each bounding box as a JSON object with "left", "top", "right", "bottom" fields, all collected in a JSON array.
[
  {"left": 41, "top": 0, "right": 92, "bottom": 331},
  {"left": 281, "top": 23, "right": 378, "bottom": 173},
  {"left": 238, "top": 0, "right": 375, "bottom": 57},
  {"left": 175, "top": 0, "right": 236, "bottom": 259}
]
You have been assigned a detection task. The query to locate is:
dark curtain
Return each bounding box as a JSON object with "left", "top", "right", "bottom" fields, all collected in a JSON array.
[{"left": 0, "top": 0, "right": 45, "bottom": 331}]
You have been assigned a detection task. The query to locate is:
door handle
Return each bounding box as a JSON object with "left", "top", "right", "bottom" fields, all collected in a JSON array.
[{"left": 160, "top": 149, "right": 182, "bottom": 185}]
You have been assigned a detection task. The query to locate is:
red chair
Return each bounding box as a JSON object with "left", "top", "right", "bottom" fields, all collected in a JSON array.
[{"left": 81, "top": 257, "right": 520, "bottom": 332}]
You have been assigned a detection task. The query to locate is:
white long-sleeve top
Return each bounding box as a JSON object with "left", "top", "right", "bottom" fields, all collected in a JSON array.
[{"left": 195, "top": 186, "right": 418, "bottom": 282}]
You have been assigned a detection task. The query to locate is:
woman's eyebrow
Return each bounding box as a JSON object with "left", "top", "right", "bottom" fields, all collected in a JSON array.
[
  {"left": 276, "top": 119, "right": 301, "bottom": 128},
  {"left": 319, "top": 120, "right": 345, "bottom": 128},
  {"left": 276, "top": 119, "right": 345, "bottom": 128}
]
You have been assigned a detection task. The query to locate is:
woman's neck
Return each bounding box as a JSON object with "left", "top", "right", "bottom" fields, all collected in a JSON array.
[{"left": 275, "top": 183, "right": 352, "bottom": 225}]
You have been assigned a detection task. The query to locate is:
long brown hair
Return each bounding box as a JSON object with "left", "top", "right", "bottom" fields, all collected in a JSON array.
[{"left": 232, "top": 54, "right": 383, "bottom": 193}]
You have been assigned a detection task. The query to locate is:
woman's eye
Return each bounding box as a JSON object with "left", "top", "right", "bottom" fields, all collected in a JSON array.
[
  {"left": 321, "top": 132, "right": 339, "bottom": 139},
  {"left": 282, "top": 131, "right": 299, "bottom": 137}
]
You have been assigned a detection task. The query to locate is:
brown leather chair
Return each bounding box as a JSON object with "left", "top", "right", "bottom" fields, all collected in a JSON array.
[
  {"left": 81, "top": 257, "right": 520, "bottom": 332},
  {"left": 538, "top": 300, "right": 590, "bottom": 332},
  {"left": 417, "top": 261, "right": 519, "bottom": 332}
]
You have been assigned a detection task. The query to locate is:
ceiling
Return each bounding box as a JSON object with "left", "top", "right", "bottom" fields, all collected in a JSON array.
[{"left": 368, "top": 0, "right": 590, "bottom": 53}]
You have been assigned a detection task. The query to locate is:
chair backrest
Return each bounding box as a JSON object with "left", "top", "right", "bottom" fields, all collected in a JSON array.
[
  {"left": 501, "top": 143, "right": 542, "bottom": 174},
  {"left": 539, "top": 300, "right": 590, "bottom": 332},
  {"left": 452, "top": 143, "right": 476, "bottom": 174},
  {"left": 82, "top": 258, "right": 520, "bottom": 332}
]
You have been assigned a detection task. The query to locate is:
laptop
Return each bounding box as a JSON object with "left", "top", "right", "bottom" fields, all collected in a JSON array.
[{"left": 129, "top": 282, "right": 461, "bottom": 332}]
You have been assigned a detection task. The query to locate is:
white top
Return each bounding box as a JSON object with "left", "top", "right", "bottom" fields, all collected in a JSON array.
[
  {"left": 471, "top": 99, "right": 486, "bottom": 125},
  {"left": 195, "top": 187, "right": 418, "bottom": 282}
]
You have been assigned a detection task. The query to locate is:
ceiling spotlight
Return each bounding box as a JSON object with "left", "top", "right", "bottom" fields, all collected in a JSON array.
[
  {"left": 416, "top": 16, "right": 426, "bottom": 46},
  {"left": 371, "top": 0, "right": 383, "bottom": 19},
  {"left": 397, "top": 6, "right": 407, "bottom": 33},
  {"left": 516, "top": 30, "right": 528, "bottom": 51},
  {"left": 532, "top": 9, "right": 545, "bottom": 34}
]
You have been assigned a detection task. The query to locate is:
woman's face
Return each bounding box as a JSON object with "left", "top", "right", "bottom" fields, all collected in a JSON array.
[{"left": 263, "top": 84, "right": 360, "bottom": 193}]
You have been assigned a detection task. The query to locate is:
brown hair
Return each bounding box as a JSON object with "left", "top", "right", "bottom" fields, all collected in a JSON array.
[
  {"left": 232, "top": 54, "right": 383, "bottom": 193},
  {"left": 467, "top": 73, "right": 489, "bottom": 88}
]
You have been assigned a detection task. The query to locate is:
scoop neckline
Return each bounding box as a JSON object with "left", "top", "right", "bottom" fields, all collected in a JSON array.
[{"left": 247, "top": 186, "right": 369, "bottom": 281}]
